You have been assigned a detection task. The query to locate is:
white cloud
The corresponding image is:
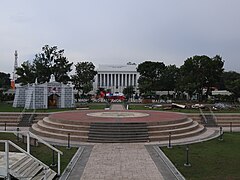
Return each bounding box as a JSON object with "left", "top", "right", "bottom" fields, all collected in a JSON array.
[{"left": 1, "top": 0, "right": 240, "bottom": 74}]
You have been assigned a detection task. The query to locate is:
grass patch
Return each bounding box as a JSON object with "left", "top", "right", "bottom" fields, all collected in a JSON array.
[
  {"left": 0, "top": 102, "right": 23, "bottom": 112},
  {"left": 129, "top": 104, "right": 240, "bottom": 113},
  {"left": 162, "top": 133, "right": 240, "bottom": 179},
  {"left": 0, "top": 102, "right": 106, "bottom": 112},
  {"left": 0, "top": 132, "right": 77, "bottom": 173}
]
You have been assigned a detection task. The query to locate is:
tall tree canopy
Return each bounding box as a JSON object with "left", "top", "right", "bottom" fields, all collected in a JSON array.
[
  {"left": 71, "top": 62, "right": 97, "bottom": 96},
  {"left": 16, "top": 61, "right": 36, "bottom": 85},
  {"left": 179, "top": 55, "right": 224, "bottom": 101},
  {"left": 0, "top": 72, "right": 11, "bottom": 90},
  {"left": 222, "top": 71, "right": 240, "bottom": 100},
  {"left": 16, "top": 45, "right": 73, "bottom": 85},
  {"left": 137, "top": 61, "right": 166, "bottom": 93},
  {"left": 161, "top": 65, "right": 180, "bottom": 91},
  {"left": 123, "top": 86, "right": 135, "bottom": 100}
]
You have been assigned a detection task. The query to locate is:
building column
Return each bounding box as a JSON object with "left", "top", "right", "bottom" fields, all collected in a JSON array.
[
  {"left": 116, "top": 74, "right": 118, "bottom": 89},
  {"left": 102, "top": 73, "right": 104, "bottom": 87},
  {"left": 105, "top": 74, "right": 108, "bottom": 88},
  {"left": 108, "top": 74, "right": 111, "bottom": 87},
  {"left": 99, "top": 74, "right": 102, "bottom": 87},
  {"left": 130, "top": 74, "right": 132, "bottom": 86},
  {"left": 125, "top": 74, "right": 128, "bottom": 87},
  {"left": 133, "top": 74, "right": 137, "bottom": 89},
  {"left": 114, "top": 73, "right": 116, "bottom": 92}
]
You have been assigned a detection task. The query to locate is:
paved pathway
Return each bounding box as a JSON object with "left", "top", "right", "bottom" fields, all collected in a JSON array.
[
  {"left": 80, "top": 144, "right": 164, "bottom": 180},
  {"left": 110, "top": 104, "right": 125, "bottom": 110}
]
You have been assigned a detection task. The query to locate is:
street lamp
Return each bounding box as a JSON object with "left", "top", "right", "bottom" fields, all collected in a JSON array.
[
  {"left": 184, "top": 145, "right": 191, "bottom": 167},
  {"left": 219, "top": 126, "right": 224, "bottom": 141},
  {"left": 168, "top": 132, "right": 172, "bottom": 148}
]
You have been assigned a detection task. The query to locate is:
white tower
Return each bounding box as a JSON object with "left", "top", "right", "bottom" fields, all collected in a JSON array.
[{"left": 13, "top": 50, "right": 18, "bottom": 81}]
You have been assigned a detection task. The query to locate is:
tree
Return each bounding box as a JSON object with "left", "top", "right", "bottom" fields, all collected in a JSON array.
[
  {"left": 123, "top": 86, "right": 135, "bottom": 100},
  {"left": 0, "top": 72, "right": 11, "bottom": 90},
  {"left": 161, "top": 65, "right": 180, "bottom": 92},
  {"left": 179, "top": 55, "right": 224, "bottom": 101},
  {"left": 222, "top": 71, "right": 240, "bottom": 101},
  {"left": 33, "top": 45, "right": 73, "bottom": 83},
  {"left": 0, "top": 72, "right": 11, "bottom": 101},
  {"left": 16, "top": 45, "right": 73, "bottom": 84},
  {"left": 16, "top": 61, "right": 36, "bottom": 85},
  {"left": 71, "top": 62, "right": 97, "bottom": 98},
  {"left": 137, "top": 61, "right": 166, "bottom": 94}
]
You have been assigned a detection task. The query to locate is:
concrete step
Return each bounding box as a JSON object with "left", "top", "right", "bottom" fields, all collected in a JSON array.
[
  {"left": 148, "top": 121, "right": 200, "bottom": 136},
  {"left": 88, "top": 133, "right": 148, "bottom": 138},
  {"left": 88, "top": 122, "right": 149, "bottom": 142},
  {"left": 88, "top": 137, "right": 149, "bottom": 143},
  {"left": 90, "top": 122, "right": 147, "bottom": 126},
  {"left": 31, "top": 124, "right": 88, "bottom": 141},
  {"left": 148, "top": 118, "right": 193, "bottom": 131},
  {"left": 37, "top": 120, "right": 89, "bottom": 136},
  {"left": 149, "top": 125, "right": 205, "bottom": 141},
  {"left": 48, "top": 117, "right": 91, "bottom": 126},
  {"left": 89, "top": 127, "right": 148, "bottom": 133},
  {"left": 42, "top": 117, "right": 90, "bottom": 131}
]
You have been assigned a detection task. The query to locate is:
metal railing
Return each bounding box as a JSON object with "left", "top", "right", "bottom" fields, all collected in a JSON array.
[
  {"left": 0, "top": 130, "right": 63, "bottom": 176},
  {"left": 199, "top": 108, "right": 207, "bottom": 124},
  {"left": 17, "top": 107, "right": 26, "bottom": 122},
  {"left": 28, "top": 109, "right": 36, "bottom": 124},
  {"left": 0, "top": 140, "right": 50, "bottom": 179},
  {"left": 209, "top": 107, "right": 218, "bottom": 125}
]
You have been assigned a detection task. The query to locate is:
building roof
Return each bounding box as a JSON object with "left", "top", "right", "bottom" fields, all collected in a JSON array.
[{"left": 97, "top": 64, "right": 137, "bottom": 72}]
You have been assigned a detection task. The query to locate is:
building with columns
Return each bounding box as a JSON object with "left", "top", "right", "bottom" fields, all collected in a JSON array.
[{"left": 93, "top": 64, "right": 140, "bottom": 94}]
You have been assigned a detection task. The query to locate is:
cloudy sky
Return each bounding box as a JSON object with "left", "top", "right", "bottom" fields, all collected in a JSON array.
[{"left": 1, "top": 0, "right": 240, "bottom": 76}]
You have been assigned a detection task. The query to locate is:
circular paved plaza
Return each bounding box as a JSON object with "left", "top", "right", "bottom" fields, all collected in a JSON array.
[{"left": 49, "top": 110, "right": 187, "bottom": 123}]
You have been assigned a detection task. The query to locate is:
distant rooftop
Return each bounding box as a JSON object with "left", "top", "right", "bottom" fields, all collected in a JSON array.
[{"left": 97, "top": 64, "right": 137, "bottom": 72}]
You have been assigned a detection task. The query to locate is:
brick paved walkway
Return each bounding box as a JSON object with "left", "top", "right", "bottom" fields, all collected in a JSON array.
[
  {"left": 80, "top": 144, "right": 164, "bottom": 180},
  {"left": 110, "top": 104, "right": 125, "bottom": 110}
]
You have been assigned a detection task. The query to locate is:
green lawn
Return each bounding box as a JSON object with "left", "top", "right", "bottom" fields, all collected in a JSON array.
[
  {"left": 0, "top": 132, "right": 77, "bottom": 173},
  {"left": 1, "top": 101, "right": 240, "bottom": 113},
  {"left": 0, "top": 101, "right": 107, "bottom": 112},
  {"left": 0, "top": 102, "right": 23, "bottom": 112},
  {"left": 162, "top": 133, "right": 240, "bottom": 180},
  {"left": 129, "top": 104, "right": 240, "bottom": 113}
]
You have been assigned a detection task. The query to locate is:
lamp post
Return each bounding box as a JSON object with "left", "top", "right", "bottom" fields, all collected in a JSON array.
[
  {"left": 184, "top": 145, "right": 191, "bottom": 167},
  {"left": 168, "top": 132, "right": 172, "bottom": 148},
  {"left": 67, "top": 133, "right": 71, "bottom": 149},
  {"left": 16, "top": 128, "right": 19, "bottom": 141},
  {"left": 230, "top": 122, "right": 232, "bottom": 133},
  {"left": 219, "top": 127, "right": 224, "bottom": 141}
]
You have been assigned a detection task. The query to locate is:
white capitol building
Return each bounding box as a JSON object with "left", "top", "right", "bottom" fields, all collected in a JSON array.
[{"left": 92, "top": 64, "right": 140, "bottom": 94}]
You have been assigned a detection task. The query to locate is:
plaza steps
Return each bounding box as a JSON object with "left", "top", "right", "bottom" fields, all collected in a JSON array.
[
  {"left": 0, "top": 113, "right": 49, "bottom": 128},
  {"left": 88, "top": 122, "right": 149, "bottom": 143},
  {"left": 18, "top": 114, "right": 35, "bottom": 127},
  {"left": 0, "top": 114, "right": 19, "bottom": 126},
  {"left": 9, "top": 154, "right": 56, "bottom": 180},
  {"left": 30, "top": 117, "right": 89, "bottom": 142},
  {"left": 30, "top": 115, "right": 206, "bottom": 143},
  {"left": 203, "top": 114, "right": 217, "bottom": 127},
  {"left": 147, "top": 118, "right": 205, "bottom": 141},
  {"left": 188, "top": 113, "right": 240, "bottom": 127}
]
